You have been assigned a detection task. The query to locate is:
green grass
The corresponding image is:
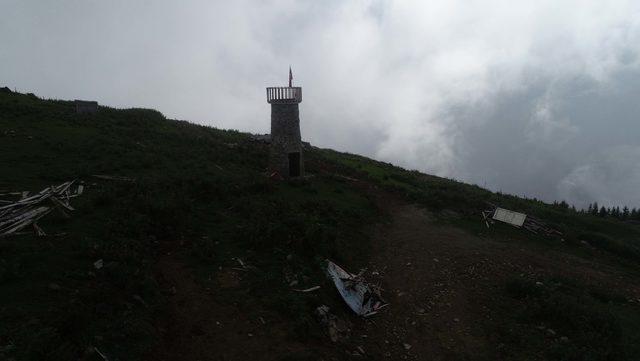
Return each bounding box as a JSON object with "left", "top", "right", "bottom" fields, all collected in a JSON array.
[
  {"left": 314, "top": 147, "right": 640, "bottom": 266},
  {"left": 0, "top": 92, "right": 378, "bottom": 359},
  {"left": 498, "top": 276, "right": 640, "bottom": 361},
  {"left": 1, "top": 90, "right": 639, "bottom": 360}
]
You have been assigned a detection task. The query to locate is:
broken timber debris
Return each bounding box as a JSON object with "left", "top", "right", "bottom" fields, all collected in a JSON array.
[
  {"left": 482, "top": 205, "right": 562, "bottom": 237},
  {"left": 91, "top": 174, "right": 135, "bottom": 182},
  {"left": 326, "top": 260, "right": 388, "bottom": 317},
  {"left": 293, "top": 285, "right": 321, "bottom": 293},
  {"left": 93, "top": 347, "right": 110, "bottom": 361},
  {"left": 0, "top": 181, "right": 84, "bottom": 237}
]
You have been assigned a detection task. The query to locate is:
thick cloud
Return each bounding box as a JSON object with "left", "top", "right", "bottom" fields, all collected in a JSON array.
[
  {"left": 2, "top": 0, "right": 640, "bottom": 208},
  {"left": 558, "top": 146, "right": 640, "bottom": 208}
]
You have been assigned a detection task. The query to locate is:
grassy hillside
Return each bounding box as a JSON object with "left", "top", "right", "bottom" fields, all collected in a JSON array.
[
  {"left": 319, "top": 149, "right": 640, "bottom": 263},
  {"left": 1, "top": 90, "right": 639, "bottom": 361}
]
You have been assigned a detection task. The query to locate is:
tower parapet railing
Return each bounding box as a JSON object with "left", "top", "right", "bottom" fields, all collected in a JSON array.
[{"left": 267, "top": 87, "right": 302, "bottom": 104}]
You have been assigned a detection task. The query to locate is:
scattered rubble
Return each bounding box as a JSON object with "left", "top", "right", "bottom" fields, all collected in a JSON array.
[{"left": 0, "top": 180, "right": 84, "bottom": 237}]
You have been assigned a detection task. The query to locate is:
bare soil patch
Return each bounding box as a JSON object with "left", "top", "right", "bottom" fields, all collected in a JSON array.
[{"left": 346, "top": 193, "right": 640, "bottom": 360}]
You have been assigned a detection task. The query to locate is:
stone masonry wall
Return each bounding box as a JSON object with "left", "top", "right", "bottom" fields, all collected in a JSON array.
[
  {"left": 74, "top": 100, "right": 98, "bottom": 114},
  {"left": 270, "top": 102, "right": 304, "bottom": 178}
]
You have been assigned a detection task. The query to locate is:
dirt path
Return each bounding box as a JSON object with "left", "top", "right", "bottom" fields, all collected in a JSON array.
[
  {"left": 347, "top": 194, "right": 640, "bottom": 360},
  {"left": 346, "top": 198, "right": 496, "bottom": 360}
]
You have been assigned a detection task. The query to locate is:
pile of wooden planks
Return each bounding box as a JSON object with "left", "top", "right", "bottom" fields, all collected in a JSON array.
[
  {"left": 482, "top": 205, "right": 562, "bottom": 237},
  {"left": 0, "top": 181, "right": 84, "bottom": 237},
  {"left": 521, "top": 215, "right": 563, "bottom": 237}
]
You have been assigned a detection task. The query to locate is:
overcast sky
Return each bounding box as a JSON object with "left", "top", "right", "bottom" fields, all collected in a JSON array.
[{"left": 2, "top": 0, "right": 640, "bottom": 209}]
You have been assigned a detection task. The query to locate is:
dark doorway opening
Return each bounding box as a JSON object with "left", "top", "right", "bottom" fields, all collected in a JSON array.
[{"left": 288, "top": 152, "right": 301, "bottom": 177}]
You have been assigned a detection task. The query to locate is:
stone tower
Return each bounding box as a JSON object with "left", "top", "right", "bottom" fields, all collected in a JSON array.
[{"left": 266, "top": 73, "right": 303, "bottom": 178}]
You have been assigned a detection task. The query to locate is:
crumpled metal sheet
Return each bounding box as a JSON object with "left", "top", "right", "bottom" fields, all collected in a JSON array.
[{"left": 326, "top": 260, "right": 388, "bottom": 317}]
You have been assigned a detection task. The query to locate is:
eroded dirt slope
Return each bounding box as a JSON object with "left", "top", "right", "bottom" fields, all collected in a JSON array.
[
  {"left": 147, "top": 190, "right": 640, "bottom": 361},
  {"left": 350, "top": 194, "right": 640, "bottom": 360}
]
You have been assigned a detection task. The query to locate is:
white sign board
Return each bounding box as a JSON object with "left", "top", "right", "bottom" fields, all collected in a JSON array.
[{"left": 493, "top": 207, "right": 527, "bottom": 227}]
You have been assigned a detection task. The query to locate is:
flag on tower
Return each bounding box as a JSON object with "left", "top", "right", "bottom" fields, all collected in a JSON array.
[{"left": 289, "top": 67, "right": 293, "bottom": 87}]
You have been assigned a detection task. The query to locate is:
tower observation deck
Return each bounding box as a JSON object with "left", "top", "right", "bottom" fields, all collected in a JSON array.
[{"left": 266, "top": 86, "right": 302, "bottom": 104}]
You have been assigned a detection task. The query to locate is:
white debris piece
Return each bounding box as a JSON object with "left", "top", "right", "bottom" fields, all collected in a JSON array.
[
  {"left": 91, "top": 174, "right": 135, "bottom": 182},
  {"left": 293, "top": 285, "right": 321, "bottom": 293},
  {"left": 326, "top": 260, "right": 388, "bottom": 317},
  {"left": 484, "top": 205, "right": 563, "bottom": 236},
  {"left": 492, "top": 207, "right": 527, "bottom": 227},
  {"left": 94, "top": 347, "right": 110, "bottom": 361}
]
